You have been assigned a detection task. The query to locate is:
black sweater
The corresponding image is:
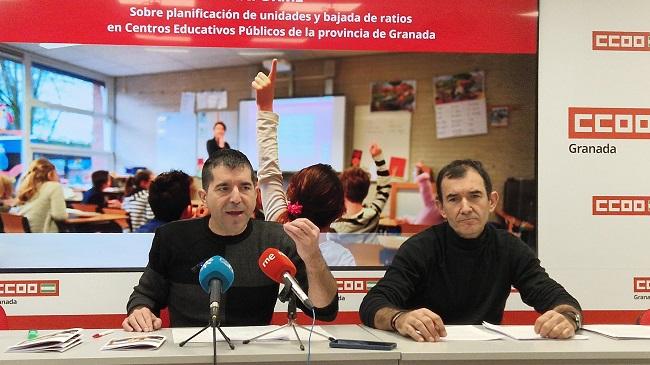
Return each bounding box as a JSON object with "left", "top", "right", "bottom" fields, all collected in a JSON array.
[
  {"left": 127, "top": 216, "right": 338, "bottom": 327},
  {"left": 206, "top": 139, "right": 230, "bottom": 158},
  {"left": 360, "top": 223, "right": 581, "bottom": 326}
]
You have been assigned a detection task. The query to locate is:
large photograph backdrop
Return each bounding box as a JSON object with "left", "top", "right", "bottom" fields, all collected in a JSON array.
[{"left": 12, "top": 0, "right": 648, "bottom": 329}]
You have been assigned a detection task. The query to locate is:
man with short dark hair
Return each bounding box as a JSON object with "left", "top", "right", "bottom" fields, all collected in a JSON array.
[
  {"left": 123, "top": 149, "right": 338, "bottom": 331},
  {"left": 360, "top": 159, "right": 582, "bottom": 341},
  {"left": 135, "top": 170, "right": 192, "bottom": 233}
]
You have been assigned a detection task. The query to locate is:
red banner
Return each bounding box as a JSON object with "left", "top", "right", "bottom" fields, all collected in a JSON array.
[{"left": 0, "top": 0, "right": 537, "bottom": 54}]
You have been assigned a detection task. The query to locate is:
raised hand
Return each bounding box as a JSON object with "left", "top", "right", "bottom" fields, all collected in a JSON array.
[
  {"left": 370, "top": 143, "right": 382, "bottom": 158},
  {"left": 252, "top": 58, "right": 277, "bottom": 112}
]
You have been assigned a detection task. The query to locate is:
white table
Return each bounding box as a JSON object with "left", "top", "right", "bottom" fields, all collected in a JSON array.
[
  {"left": 364, "top": 325, "right": 650, "bottom": 365},
  {"left": 0, "top": 325, "right": 399, "bottom": 365}
]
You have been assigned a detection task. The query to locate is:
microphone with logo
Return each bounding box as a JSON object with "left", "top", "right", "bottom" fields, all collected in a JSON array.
[
  {"left": 179, "top": 255, "right": 235, "bottom": 357},
  {"left": 243, "top": 248, "right": 333, "bottom": 349},
  {"left": 258, "top": 248, "right": 313, "bottom": 309},
  {"left": 198, "top": 255, "right": 235, "bottom": 327}
]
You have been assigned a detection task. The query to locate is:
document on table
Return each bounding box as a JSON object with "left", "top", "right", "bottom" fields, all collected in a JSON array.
[
  {"left": 583, "top": 325, "right": 650, "bottom": 339},
  {"left": 172, "top": 325, "right": 334, "bottom": 344},
  {"left": 6, "top": 328, "right": 83, "bottom": 353},
  {"left": 439, "top": 326, "right": 504, "bottom": 341},
  {"left": 482, "top": 322, "right": 589, "bottom": 340},
  {"left": 101, "top": 335, "right": 166, "bottom": 351}
]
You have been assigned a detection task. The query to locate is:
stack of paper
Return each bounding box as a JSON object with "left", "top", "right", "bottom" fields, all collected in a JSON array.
[
  {"left": 440, "top": 326, "right": 503, "bottom": 341},
  {"left": 6, "top": 328, "right": 83, "bottom": 353},
  {"left": 482, "top": 322, "right": 589, "bottom": 340},
  {"left": 101, "top": 335, "right": 166, "bottom": 351},
  {"left": 583, "top": 325, "right": 650, "bottom": 339}
]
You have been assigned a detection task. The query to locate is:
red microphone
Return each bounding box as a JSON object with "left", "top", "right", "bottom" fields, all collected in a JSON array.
[{"left": 258, "top": 248, "right": 313, "bottom": 309}]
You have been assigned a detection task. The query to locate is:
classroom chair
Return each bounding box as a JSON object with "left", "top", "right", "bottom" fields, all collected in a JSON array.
[
  {"left": 0, "top": 212, "right": 31, "bottom": 233},
  {"left": 102, "top": 207, "right": 132, "bottom": 232}
]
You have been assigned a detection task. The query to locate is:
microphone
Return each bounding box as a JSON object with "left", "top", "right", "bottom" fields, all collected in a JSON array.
[
  {"left": 258, "top": 248, "right": 313, "bottom": 309},
  {"left": 198, "top": 256, "right": 234, "bottom": 326}
]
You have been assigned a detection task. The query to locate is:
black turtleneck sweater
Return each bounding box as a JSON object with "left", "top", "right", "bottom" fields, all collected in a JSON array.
[
  {"left": 127, "top": 216, "right": 338, "bottom": 327},
  {"left": 360, "top": 222, "right": 581, "bottom": 326}
]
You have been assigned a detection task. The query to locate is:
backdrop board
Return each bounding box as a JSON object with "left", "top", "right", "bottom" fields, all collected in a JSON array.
[
  {"left": 238, "top": 96, "right": 346, "bottom": 172},
  {"left": 155, "top": 112, "right": 197, "bottom": 176},
  {"left": 538, "top": 0, "right": 650, "bottom": 317}
]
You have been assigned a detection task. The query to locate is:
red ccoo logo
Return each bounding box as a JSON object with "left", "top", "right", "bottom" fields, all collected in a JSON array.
[
  {"left": 569, "top": 107, "right": 650, "bottom": 139},
  {"left": 634, "top": 277, "right": 650, "bottom": 293},
  {"left": 593, "top": 31, "right": 650, "bottom": 51},
  {"left": 593, "top": 196, "right": 650, "bottom": 215},
  {"left": 0, "top": 280, "right": 59, "bottom": 297},
  {"left": 336, "top": 278, "right": 381, "bottom": 293}
]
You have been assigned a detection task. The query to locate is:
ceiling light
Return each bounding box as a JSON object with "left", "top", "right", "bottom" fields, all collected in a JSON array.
[
  {"left": 238, "top": 51, "right": 285, "bottom": 57},
  {"left": 144, "top": 47, "right": 190, "bottom": 53},
  {"left": 38, "top": 43, "right": 78, "bottom": 50},
  {"left": 263, "top": 59, "right": 292, "bottom": 72}
]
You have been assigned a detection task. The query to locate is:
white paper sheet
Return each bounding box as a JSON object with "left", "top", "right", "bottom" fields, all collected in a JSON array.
[
  {"left": 439, "top": 326, "right": 504, "bottom": 341},
  {"left": 172, "top": 325, "right": 333, "bottom": 344},
  {"left": 482, "top": 322, "right": 589, "bottom": 340},
  {"left": 583, "top": 325, "right": 650, "bottom": 339}
]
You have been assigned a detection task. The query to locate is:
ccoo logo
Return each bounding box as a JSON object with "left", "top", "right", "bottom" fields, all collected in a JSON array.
[
  {"left": 569, "top": 108, "right": 650, "bottom": 139},
  {"left": 593, "top": 196, "right": 650, "bottom": 215}
]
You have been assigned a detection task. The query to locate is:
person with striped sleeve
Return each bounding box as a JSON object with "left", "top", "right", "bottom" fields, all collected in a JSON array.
[{"left": 330, "top": 144, "right": 391, "bottom": 233}]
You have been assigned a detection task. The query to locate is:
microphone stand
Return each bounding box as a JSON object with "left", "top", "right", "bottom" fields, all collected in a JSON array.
[
  {"left": 179, "top": 305, "right": 235, "bottom": 365},
  {"left": 243, "top": 279, "right": 334, "bottom": 350}
]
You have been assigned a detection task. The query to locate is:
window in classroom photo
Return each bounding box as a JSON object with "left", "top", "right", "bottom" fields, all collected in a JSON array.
[{"left": 0, "top": 54, "right": 24, "bottom": 173}]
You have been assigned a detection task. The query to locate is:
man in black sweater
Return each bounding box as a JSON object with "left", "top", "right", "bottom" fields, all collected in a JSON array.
[
  {"left": 206, "top": 121, "right": 230, "bottom": 158},
  {"left": 122, "top": 149, "right": 338, "bottom": 331},
  {"left": 360, "top": 159, "right": 581, "bottom": 341}
]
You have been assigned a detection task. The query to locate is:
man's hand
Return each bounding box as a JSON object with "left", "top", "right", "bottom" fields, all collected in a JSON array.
[
  {"left": 394, "top": 308, "right": 447, "bottom": 342},
  {"left": 283, "top": 218, "right": 321, "bottom": 262},
  {"left": 370, "top": 143, "right": 382, "bottom": 158},
  {"left": 252, "top": 58, "right": 277, "bottom": 112},
  {"left": 122, "top": 306, "right": 162, "bottom": 332},
  {"left": 534, "top": 310, "right": 576, "bottom": 339}
]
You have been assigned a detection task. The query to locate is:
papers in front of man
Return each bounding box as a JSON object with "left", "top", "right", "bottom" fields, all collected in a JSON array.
[
  {"left": 439, "top": 325, "right": 504, "bottom": 341},
  {"left": 582, "top": 325, "right": 650, "bottom": 339},
  {"left": 172, "top": 325, "right": 334, "bottom": 344},
  {"left": 482, "top": 322, "right": 589, "bottom": 340},
  {"left": 101, "top": 335, "right": 166, "bottom": 351},
  {"left": 6, "top": 328, "right": 83, "bottom": 353}
]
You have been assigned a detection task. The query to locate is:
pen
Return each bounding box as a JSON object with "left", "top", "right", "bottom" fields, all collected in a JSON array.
[{"left": 92, "top": 329, "right": 115, "bottom": 339}]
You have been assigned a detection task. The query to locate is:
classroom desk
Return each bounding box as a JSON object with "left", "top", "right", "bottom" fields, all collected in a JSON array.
[
  {"left": 0, "top": 325, "right": 399, "bottom": 365},
  {"left": 364, "top": 325, "right": 650, "bottom": 365},
  {"left": 58, "top": 213, "right": 129, "bottom": 233}
]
